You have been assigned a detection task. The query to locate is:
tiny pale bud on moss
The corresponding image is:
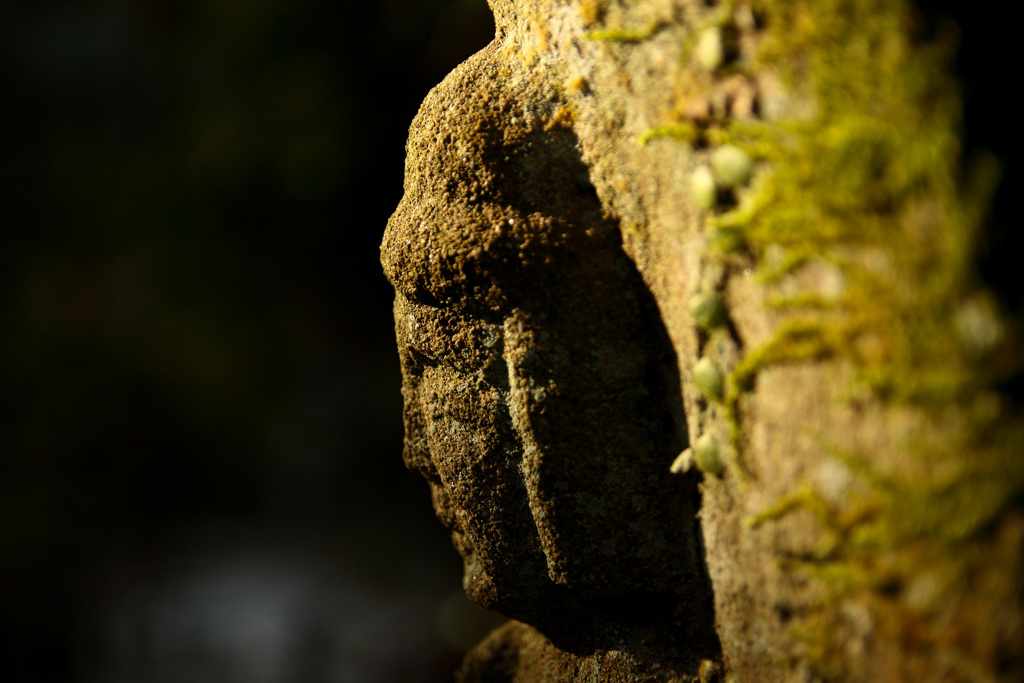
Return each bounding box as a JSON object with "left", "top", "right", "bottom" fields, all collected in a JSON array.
[
  {"left": 689, "top": 293, "right": 728, "bottom": 330},
  {"left": 691, "top": 166, "right": 717, "bottom": 209},
  {"left": 711, "top": 144, "right": 752, "bottom": 188},
  {"left": 698, "top": 659, "right": 722, "bottom": 683},
  {"left": 693, "top": 357, "right": 724, "bottom": 399},
  {"left": 696, "top": 26, "right": 724, "bottom": 72},
  {"left": 694, "top": 434, "right": 724, "bottom": 476},
  {"left": 670, "top": 448, "right": 694, "bottom": 474}
]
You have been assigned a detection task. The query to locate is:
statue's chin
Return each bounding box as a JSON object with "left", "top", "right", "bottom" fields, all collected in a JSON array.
[
  {"left": 451, "top": 531, "right": 526, "bottom": 608},
  {"left": 459, "top": 557, "right": 604, "bottom": 650},
  {"left": 460, "top": 556, "right": 566, "bottom": 631},
  {"left": 459, "top": 551, "right": 519, "bottom": 613},
  {"left": 450, "top": 525, "right": 577, "bottom": 626}
]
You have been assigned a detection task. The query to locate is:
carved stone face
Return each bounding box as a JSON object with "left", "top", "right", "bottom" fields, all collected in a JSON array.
[{"left": 381, "top": 47, "right": 705, "bottom": 637}]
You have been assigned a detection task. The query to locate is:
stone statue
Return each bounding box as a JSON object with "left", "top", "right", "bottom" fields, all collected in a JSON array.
[{"left": 381, "top": 42, "right": 719, "bottom": 679}]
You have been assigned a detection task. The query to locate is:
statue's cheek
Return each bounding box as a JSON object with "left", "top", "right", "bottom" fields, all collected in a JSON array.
[{"left": 418, "top": 367, "right": 517, "bottom": 506}]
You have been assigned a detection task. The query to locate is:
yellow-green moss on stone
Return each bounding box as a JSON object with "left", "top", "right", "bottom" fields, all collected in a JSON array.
[{"left": 721, "top": 0, "right": 1024, "bottom": 678}]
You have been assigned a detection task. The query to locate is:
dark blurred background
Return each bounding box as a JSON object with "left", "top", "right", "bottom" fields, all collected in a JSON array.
[
  {"left": 0, "top": 0, "right": 1017, "bottom": 682},
  {"left": 0, "top": 1, "right": 500, "bottom": 681}
]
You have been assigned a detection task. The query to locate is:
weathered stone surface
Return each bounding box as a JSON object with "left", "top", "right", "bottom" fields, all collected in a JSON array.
[
  {"left": 383, "top": 1, "right": 1024, "bottom": 681},
  {"left": 381, "top": 35, "right": 718, "bottom": 668},
  {"left": 457, "top": 621, "right": 723, "bottom": 682}
]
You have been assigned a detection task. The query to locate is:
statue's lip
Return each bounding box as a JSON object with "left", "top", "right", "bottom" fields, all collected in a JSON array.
[
  {"left": 449, "top": 527, "right": 478, "bottom": 565},
  {"left": 427, "top": 482, "right": 460, "bottom": 530}
]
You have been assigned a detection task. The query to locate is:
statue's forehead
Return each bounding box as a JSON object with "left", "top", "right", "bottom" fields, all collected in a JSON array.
[
  {"left": 381, "top": 55, "right": 523, "bottom": 309},
  {"left": 381, "top": 45, "right": 600, "bottom": 314},
  {"left": 402, "top": 46, "right": 558, "bottom": 178}
]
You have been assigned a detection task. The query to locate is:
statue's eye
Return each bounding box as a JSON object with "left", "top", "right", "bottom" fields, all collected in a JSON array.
[
  {"left": 401, "top": 323, "right": 437, "bottom": 370},
  {"left": 407, "top": 345, "right": 436, "bottom": 369}
]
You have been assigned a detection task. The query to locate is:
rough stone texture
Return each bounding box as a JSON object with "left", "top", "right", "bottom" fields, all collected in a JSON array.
[
  {"left": 381, "top": 37, "right": 719, "bottom": 675},
  {"left": 382, "top": 1, "right": 1024, "bottom": 681}
]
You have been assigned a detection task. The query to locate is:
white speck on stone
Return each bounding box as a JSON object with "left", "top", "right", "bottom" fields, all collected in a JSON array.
[
  {"left": 816, "top": 459, "right": 853, "bottom": 505},
  {"left": 955, "top": 296, "right": 1003, "bottom": 354},
  {"left": 818, "top": 263, "right": 846, "bottom": 300}
]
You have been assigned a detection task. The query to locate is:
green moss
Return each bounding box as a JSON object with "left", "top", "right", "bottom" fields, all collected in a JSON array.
[
  {"left": 719, "top": 0, "right": 995, "bottom": 414},
  {"left": 729, "top": 318, "right": 843, "bottom": 391},
  {"left": 763, "top": 292, "right": 841, "bottom": 310},
  {"left": 747, "top": 417, "right": 1024, "bottom": 678},
  {"left": 638, "top": 122, "right": 698, "bottom": 147},
  {"left": 749, "top": 245, "right": 815, "bottom": 283},
  {"left": 706, "top": 170, "right": 774, "bottom": 229},
  {"left": 746, "top": 484, "right": 813, "bottom": 528},
  {"left": 696, "top": 0, "right": 1024, "bottom": 677},
  {"left": 777, "top": 557, "right": 873, "bottom": 593},
  {"left": 707, "top": 226, "right": 745, "bottom": 253},
  {"left": 584, "top": 22, "right": 660, "bottom": 43}
]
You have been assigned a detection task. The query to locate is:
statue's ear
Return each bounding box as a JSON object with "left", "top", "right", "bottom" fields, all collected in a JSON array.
[{"left": 503, "top": 245, "right": 699, "bottom": 599}]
